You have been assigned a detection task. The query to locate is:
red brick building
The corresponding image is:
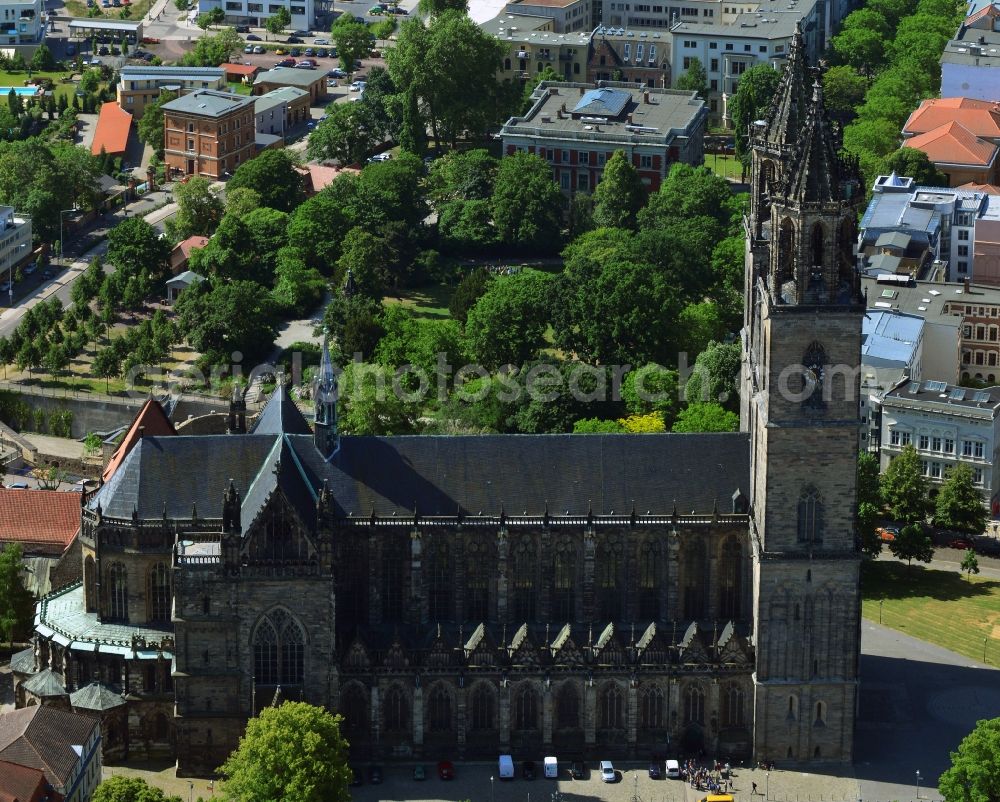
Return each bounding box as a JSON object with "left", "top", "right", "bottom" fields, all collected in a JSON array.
[
  {"left": 161, "top": 89, "right": 255, "bottom": 180},
  {"left": 500, "top": 81, "right": 706, "bottom": 193}
]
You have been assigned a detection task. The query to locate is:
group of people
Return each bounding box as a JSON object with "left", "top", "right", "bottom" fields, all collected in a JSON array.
[{"left": 679, "top": 759, "right": 734, "bottom": 793}]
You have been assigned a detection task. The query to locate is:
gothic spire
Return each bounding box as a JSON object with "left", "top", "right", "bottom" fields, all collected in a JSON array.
[
  {"left": 763, "top": 24, "right": 810, "bottom": 151},
  {"left": 784, "top": 80, "right": 844, "bottom": 204}
]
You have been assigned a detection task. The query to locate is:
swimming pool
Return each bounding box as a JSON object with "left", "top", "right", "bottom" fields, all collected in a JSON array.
[{"left": 0, "top": 86, "right": 44, "bottom": 96}]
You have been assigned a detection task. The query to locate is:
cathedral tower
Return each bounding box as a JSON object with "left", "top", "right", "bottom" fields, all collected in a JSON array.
[
  {"left": 314, "top": 339, "right": 338, "bottom": 459},
  {"left": 743, "top": 46, "right": 863, "bottom": 762}
]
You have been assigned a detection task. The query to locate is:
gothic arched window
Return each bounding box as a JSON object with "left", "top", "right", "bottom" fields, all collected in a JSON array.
[
  {"left": 466, "top": 537, "right": 490, "bottom": 622},
  {"left": 427, "top": 538, "right": 452, "bottom": 622},
  {"left": 383, "top": 685, "right": 409, "bottom": 733},
  {"left": 810, "top": 222, "right": 825, "bottom": 268},
  {"left": 556, "top": 684, "right": 579, "bottom": 729},
  {"left": 723, "top": 685, "right": 745, "bottom": 727},
  {"left": 719, "top": 538, "right": 742, "bottom": 619},
  {"left": 683, "top": 685, "right": 705, "bottom": 725},
  {"left": 552, "top": 537, "right": 575, "bottom": 622},
  {"left": 84, "top": 555, "right": 96, "bottom": 613},
  {"left": 148, "top": 562, "right": 171, "bottom": 623},
  {"left": 253, "top": 609, "right": 305, "bottom": 685},
  {"left": 381, "top": 535, "right": 406, "bottom": 622},
  {"left": 511, "top": 537, "right": 536, "bottom": 622},
  {"left": 107, "top": 561, "right": 128, "bottom": 621},
  {"left": 638, "top": 539, "right": 660, "bottom": 620},
  {"left": 682, "top": 540, "right": 707, "bottom": 620},
  {"left": 639, "top": 685, "right": 665, "bottom": 731},
  {"left": 514, "top": 685, "right": 539, "bottom": 731},
  {"left": 427, "top": 684, "right": 452, "bottom": 732},
  {"left": 776, "top": 218, "right": 795, "bottom": 285},
  {"left": 797, "top": 487, "right": 823, "bottom": 544},
  {"left": 600, "top": 685, "right": 625, "bottom": 730},
  {"left": 597, "top": 538, "right": 623, "bottom": 621},
  {"left": 470, "top": 684, "right": 496, "bottom": 731}
]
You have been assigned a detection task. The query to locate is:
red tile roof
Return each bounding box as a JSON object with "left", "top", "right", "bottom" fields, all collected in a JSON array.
[
  {"left": 172, "top": 235, "right": 209, "bottom": 261},
  {"left": 0, "top": 489, "right": 80, "bottom": 555},
  {"left": 958, "top": 181, "right": 1000, "bottom": 194},
  {"left": 90, "top": 102, "right": 133, "bottom": 157},
  {"left": 0, "top": 760, "right": 48, "bottom": 802},
  {"left": 102, "top": 398, "right": 177, "bottom": 483},
  {"left": 904, "top": 97, "right": 1000, "bottom": 140},
  {"left": 906, "top": 121, "right": 999, "bottom": 167},
  {"left": 0, "top": 707, "right": 99, "bottom": 791},
  {"left": 964, "top": 2, "right": 1000, "bottom": 27},
  {"left": 294, "top": 163, "right": 359, "bottom": 194},
  {"left": 220, "top": 62, "right": 259, "bottom": 76}
]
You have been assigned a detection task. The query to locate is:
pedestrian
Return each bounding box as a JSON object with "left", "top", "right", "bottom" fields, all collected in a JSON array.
[{"left": 752, "top": 782, "right": 758, "bottom": 795}]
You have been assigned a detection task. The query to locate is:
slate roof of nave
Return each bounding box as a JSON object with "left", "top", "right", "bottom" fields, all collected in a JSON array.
[{"left": 89, "top": 388, "right": 750, "bottom": 525}]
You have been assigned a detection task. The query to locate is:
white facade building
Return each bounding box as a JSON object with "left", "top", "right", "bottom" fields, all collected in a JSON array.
[
  {"left": 880, "top": 378, "right": 1000, "bottom": 507},
  {"left": 198, "top": 0, "right": 315, "bottom": 31},
  {"left": 0, "top": 206, "right": 31, "bottom": 299},
  {"left": 0, "top": 0, "right": 43, "bottom": 46}
]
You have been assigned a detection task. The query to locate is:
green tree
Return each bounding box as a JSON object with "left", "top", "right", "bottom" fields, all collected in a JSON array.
[
  {"left": 449, "top": 267, "right": 493, "bottom": 323},
  {"left": 358, "top": 66, "right": 401, "bottom": 144},
  {"left": 857, "top": 450, "right": 883, "bottom": 558},
  {"left": 438, "top": 199, "right": 497, "bottom": 255},
  {"left": 417, "top": 0, "right": 468, "bottom": 16},
  {"left": 961, "top": 549, "right": 981, "bottom": 580},
  {"left": 337, "top": 361, "right": 419, "bottom": 435},
  {"left": 677, "top": 301, "right": 726, "bottom": 359},
  {"left": 938, "top": 717, "right": 1000, "bottom": 801},
  {"left": 832, "top": 23, "right": 887, "bottom": 76},
  {"left": 179, "top": 27, "right": 243, "bottom": 67},
  {"left": 219, "top": 701, "right": 350, "bottom": 802},
  {"left": 330, "top": 19, "right": 371, "bottom": 73},
  {"left": 889, "top": 522, "right": 934, "bottom": 565},
  {"left": 521, "top": 65, "right": 561, "bottom": 113},
  {"left": 490, "top": 151, "right": 562, "bottom": 253},
  {"left": 591, "top": 151, "right": 646, "bottom": 229},
  {"left": 287, "top": 189, "right": 352, "bottom": 273},
  {"left": 336, "top": 228, "right": 396, "bottom": 299},
  {"left": 674, "top": 56, "right": 708, "bottom": 97},
  {"left": 574, "top": 418, "right": 626, "bottom": 433},
  {"left": 272, "top": 247, "right": 327, "bottom": 314},
  {"left": 29, "top": 43, "right": 55, "bottom": 71},
  {"left": 227, "top": 149, "right": 303, "bottom": 212},
  {"left": 136, "top": 90, "right": 177, "bottom": 156},
  {"left": 175, "top": 279, "right": 279, "bottom": 365},
  {"left": 822, "top": 65, "right": 867, "bottom": 125},
  {"left": 167, "top": 176, "right": 224, "bottom": 240},
  {"left": 427, "top": 148, "right": 498, "bottom": 206},
  {"left": 672, "top": 402, "right": 739, "bottom": 433},
  {"left": 322, "top": 291, "right": 384, "bottom": 361},
  {"left": 729, "top": 63, "right": 780, "bottom": 166},
  {"left": 622, "top": 363, "right": 681, "bottom": 426},
  {"left": 225, "top": 187, "right": 261, "bottom": 217},
  {"left": 880, "top": 444, "right": 929, "bottom": 523},
  {"left": 464, "top": 270, "right": 554, "bottom": 370},
  {"left": 264, "top": 5, "right": 290, "bottom": 37},
  {"left": 684, "top": 340, "right": 741, "bottom": 410},
  {"left": 884, "top": 147, "right": 947, "bottom": 186},
  {"left": 92, "top": 776, "right": 181, "bottom": 802},
  {"left": 934, "top": 463, "right": 989, "bottom": 535},
  {"left": 107, "top": 216, "right": 170, "bottom": 281},
  {"left": 306, "top": 102, "right": 375, "bottom": 165},
  {"left": 0, "top": 543, "right": 34, "bottom": 646}
]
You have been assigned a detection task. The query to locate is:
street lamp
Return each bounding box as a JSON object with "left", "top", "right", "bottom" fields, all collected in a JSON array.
[
  {"left": 985, "top": 637, "right": 989, "bottom": 663},
  {"left": 916, "top": 770, "right": 922, "bottom": 798},
  {"left": 879, "top": 598, "right": 884, "bottom": 624},
  {"left": 490, "top": 775, "right": 495, "bottom": 802},
  {"left": 187, "top": 782, "right": 193, "bottom": 802},
  {"left": 59, "top": 207, "right": 77, "bottom": 266},
  {"left": 766, "top": 770, "right": 770, "bottom": 800}
]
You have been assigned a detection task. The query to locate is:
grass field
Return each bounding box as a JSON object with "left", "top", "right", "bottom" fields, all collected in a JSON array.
[
  {"left": 705, "top": 152, "right": 746, "bottom": 181},
  {"left": 0, "top": 69, "right": 77, "bottom": 103},
  {"left": 861, "top": 560, "right": 1000, "bottom": 664},
  {"left": 383, "top": 283, "right": 452, "bottom": 319},
  {"left": 228, "top": 80, "right": 252, "bottom": 95}
]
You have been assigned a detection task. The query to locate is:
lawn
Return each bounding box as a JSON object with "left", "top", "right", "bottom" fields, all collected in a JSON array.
[
  {"left": 382, "top": 283, "right": 452, "bottom": 319},
  {"left": 0, "top": 69, "right": 77, "bottom": 104},
  {"left": 705, "top": 152, "right": 746, "bottom": 181},
  {"left": 228, "top": 80, "right": 252, "bottom": 95},
  {"left": 861, "top": 560, "right": 1000, "bottom": 664}
]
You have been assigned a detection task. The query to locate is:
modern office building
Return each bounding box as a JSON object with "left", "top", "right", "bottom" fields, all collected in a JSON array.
[
  {"left": 117, "top": 66, "right": 227, "bottom": 119},
  {"left": 197, "top": 0, "right": 315, "bottom": 32}
]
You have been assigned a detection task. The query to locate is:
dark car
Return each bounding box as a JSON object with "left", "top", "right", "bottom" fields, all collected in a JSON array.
[
  {"left": 413, "top": 764, "right": 426, "bottom": 780},
  {"left": 303, "top": 47, "right": 315, "bottom": 56},
  {"left": 648, "top": 762, "right": 662, "bottom": 780},
  {"left": 276, "top": 57, "right": 296, "bottom": 67},
  {"left": 571, "top": 761, "right": 586, "bottom": 779},
  {"left": 522, "top": 760, "right": 536, "bottom": 780},
  {"left": 349, "top": 767, "right": 363, "bottom": 786},
  {"left": 287, "top": 35, "right": 303, "bottom": 43},
  {"left": 290, "top": 47, "right": 301, "bottom": 56},
  {"left": 328, "top": 67, "right": 346, "bottom": 77},
  {"left": 234, "top": 23, "right": 249, "bottom": 32},
  {"left": 246, "top": 33, "right": 262, "bottom": 40},
  {"left": 367, "top": 765, "right": 382, "bottom": 784},
  {"left": 292, "top": 29, "right": 312, "bottom": 36},
  {"left": 437, "top": 760, "right": 455, "bottom": 780},
  {"left": 316, "top": 47, "right": 328, "bottom": 57}
]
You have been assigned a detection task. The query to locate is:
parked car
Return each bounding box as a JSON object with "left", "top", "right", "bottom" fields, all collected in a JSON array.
[
  {"left": 314, "top": 37, "right": 329, "bottom": 44},
  {"left": 292, "top": 29, "right": 312, "bottom": 36},
  {"left": 234, "top": 23, "right": 249, "bottom": 32},
  {"left": 287, "top": 35, "right": 304, "bottom": 43},
  {"left": 600, "top": 761, "right": 616, "bottom": 783},
  {"left": 0, "top": 280, "right": 11, "bottom": 293},
  {"left": 290, "top": 47, "right": 301, "bottom": 56},
  {"left": 303, "top": 47, "right": 315, "bottom": 56},
  {"left": 66, "top": 44, "right": 76, "bottom": 55},
  {"left": 368, "top": 152, "right": 391, "bottom": 162},
  {"left": 98, "top": 46, "right": 110, "bottom": 55},
  {"left": 391, "top": 5, "right": 408, "bottom": 12},
  {"left": 316, "top": 47, "right": 328, "bottom": 57},
  {"left": 367, "top": 765, "right": 382, "bottom": 784},
  {"left": 522, "top": 760, "right": 536, "bottom": 780},
  {"left": 354, "top": 15, "right": 366, "bottom": 22},
  {"left": 413, "top": 764, "right": 426, "bottom": 781},
  {"left": 23, "top": 262, "right": 36, "bottom": 275},
  {"left": 571, "top": 761, "right": 586, "bottom": 779},
  {"left": 246, "top": 33, "right": 262, "bottom": 40},
  {"left": 369, "top": 4, "right": 384, "bottom": 13},
  {"left": 437, "top": 760, "right": 455, "bottom": 780},
  {"left": 949, "top": 538, "right": 974, "bottom": 550},
  {"left": 349, "top": 767, "right": 363, "bottom": 786},
  {"left": 876, "top": 527, "right": 896, "bottom": 542},
  {"left": 648, "top": 762, "right": 661, "bottom": 779},
  {"left": 252, "top": 45, "right": 264, "bottom": 53},
  {"left": 277, "top": 57, "right": 295, "bottom": 66},
  {"left": 349, "top": 80, "right": 366, "bottom": 91},
  {"left": 665, "top": 759, "right": 681, "bottom": 778},
  {"left": 244, "top": 44, "right": 253, "bottom": 53},
  {"left": 328, "top": 67, "right": 346, "bottom": 77},
  {"left": 296, "top": 59, "right": 316, "bottom": 68}
]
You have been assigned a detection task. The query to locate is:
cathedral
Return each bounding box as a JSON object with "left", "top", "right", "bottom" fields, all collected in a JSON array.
[{"left": 19, "top": 29, "right": 864, "bottom": 776}]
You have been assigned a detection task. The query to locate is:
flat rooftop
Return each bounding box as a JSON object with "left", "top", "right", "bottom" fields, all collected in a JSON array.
[
  {"left": 502, "top": 81, "right": 705, "bottom": 144},
  {"left": 161, "top": 89, "right": 253, "bottom": 118},
  {"left": 884, "top": 377, "right": 1000, "bottom": 410},
  {"left": 670, "top": 9, "right": 808, "bottom": 38}
]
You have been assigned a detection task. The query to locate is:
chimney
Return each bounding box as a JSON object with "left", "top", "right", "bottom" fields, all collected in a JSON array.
[
  {"left": 557, "top": 108, "right": 563, "bottom": 119},
  {"left": 579, "top": 86, "right": 585, "bottom": 94},
  {"left": 549, "top": 86, "right": 558, "bottom": 95},
  {"left": 643, "top": 90, "right": 650, "bottom": 104},
  {"left": 964, "top": 277, "right": 972, "bottom": 293},
  {"left": 561, "top": 102, "right": 566, "bottom": 113},
  {"left": 138, "top": 426, "right": 145, "bottom": 439},
  {"left": 627, "top": 113, "right": 633, "bottom": 124}
]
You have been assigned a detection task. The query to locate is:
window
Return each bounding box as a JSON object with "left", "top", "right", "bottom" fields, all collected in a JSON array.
[
  {"left": 561, "top": 172, "right": 570, "bottom": 191},
  {"left": 108, "top": 562, "right": 128, "bottom": 621},
  {"left": 974, "top": 467, "right": 984, "bottom": 484},
  {"left": 683, "top": 686, "right": 705, "bottom": 725},
  {"left": 710, "top": 79, "right": 718, "bottom": 90},
  {"left": 719, "top": 537, "right": 742, "bottom": 618},
  {"left": 553, "top": 539, "right": 575, "bottom": 621},
  {"left": 945, "top": 438, "right": 955, "bottom": 454},
  {"left": 759, "top": 44, "right": 767, "bottom": 52},
  {"left": 383, "top": 685, "right": 409, "bottom": 733},
  {"left": 511, "top": 538, "right": 535, "bottom": 621},
  {"left": 901, "top": 431, "right": 912, "bottom": 446},
  {"left": 931, "top": 462, "right": 942, "bottom": 479},
  {"left": 958, "top": 229, "right": 970, "bottom": 240},
  {"left": 932, "top": 436, "right": 942, "bottom": 451},
  {"left": 975, "top": 441, "right": 985, "bottom": 459},
  {"left": 597, "top": 540, "right": 622, "bottom": 620},
  {"left": 427, "top": 539, "right": 452, "bottom": 621},
  {"left": 962, "top": 439, "right": 974, "bottom": 457},
  {"left": 918, "top": 434, "right": 929, "bottom": 450},
  {"left": 253, "top": 609, "right": 305, "bottom": 685},
  {"left": 709, "top": 41, "right": 717, "bottom": 49},
  {"left": 381, "top": 536, "right": 406, "bottom": 622},
  {"left": 579, "top": 151, "right": 590, "bottom": 166},
  {"left": 597, "top": 152, "right": 606, "bottom": 166},
  {"left": 578, "top": 173, "right": 589, "bottom": 191},
  {"left": 636, "top": 44, "right": 643, "bottom": 61},
  {"left": 148, "top": 563, "right": 171, "bottom": 622},
  {"left": 514, "top": 686, "right": 539, "bottom": 731},
  {"left": 639, "top": 541, "right": 659, "bottom": 619},
  {"left": 427, "top": 684, "right": 452, "bottom": 732},
  {"left": 743, "top": 43, "right": 751, "bottom": 51},
  {"left": 722, "top": 685, "right": 745, "bottom": 727},
  {"left": 710, "top": 57, "right": 718, "bottom": 71},
  {"left": 640, "top": 154, "right": 653, "bottom": 168},
  {"left": 465, "top": 537, "right": 490, "bottom": 622},
  {"left": 682, "top": 55, "right": 690, "bottom": 69},
  {"left": 470, "top": 684, "right": 495, "bottom": 730},
  {"left": 797, "top": 487, "right": 823, "bottom": 544},
  {"left": 561, "top": 149, "right": 569, "bottom": 162},
  {"left": 557, "top": 684, "right": 580, "bottom": 728},
  {"left": 959, "top": 261, "right": 968, "bottom": 273},
  {"left": 959, "top": 245, "right": 969, "bottom": 257},
  {"left": 921, "top": 459, "right": 929, "bottom": 476},
  {"left": 639, "top": 685, "right": 665, "bottom": 730},
  {"left": 625, "top": 42, "right": 632, "bottom": 60},
  {"left": 725, "top": 42, "right": 733, "bottom": 50},
  {"left": 599, "top": 685, "right": 624, "bottom": 730}
]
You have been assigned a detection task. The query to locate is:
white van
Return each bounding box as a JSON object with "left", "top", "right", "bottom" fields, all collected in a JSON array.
[
  {"left": 543, "top": 756, "right": 558, "bottom": 778},
  {"left": 498, "top": 754, "right": 514, "bottom": 779},
  {"left": 665, "top": 759, "right": 681, "bottom": 778}
]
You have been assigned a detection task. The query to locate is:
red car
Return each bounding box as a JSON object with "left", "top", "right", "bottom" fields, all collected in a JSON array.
[
  {"left": 949, "top": 538, "right": 974, "bottom": 550},
  {"left": 437, "top": 760, "right": 455, "bottom": 780}
]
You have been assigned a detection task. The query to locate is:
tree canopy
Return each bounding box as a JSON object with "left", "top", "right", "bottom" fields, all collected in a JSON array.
[
  {"left": 464, "top": 270, "right": 554, "bottom": 369},
  {"left": 888, "top": 522, "right": 934, "bottom": 564},
  {"left": 674, "top": 57, "right": 708, "bottom": 98},
  {"left": 880, "top": 444, "right": 930, "bottom": 523},
  {"left": 227, "top": 149, "right": 303, "bottom": 212},
  {"left": 729, "top": 63, "right": 780, "bottom": 166},
  {"left": 592, "top": 151, "right": 646, "bottom": 230},
  {"left": 490, "top": 151, "right": 562, "bottom": 253},
  {"left": 0, "top": 543, "right": 34, "bottom": 645},
  {"left": 92, "top": 777, "right": 181, "bottom": 802},
  {"left": 219, "top": 702, "right": 351, "bottom": 802},
  {"left": 934, "top": 463, "right": 988, "bottom": 535},
  {"left": 938, "top": 717, "right": 1000, "bottom": 802}
]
